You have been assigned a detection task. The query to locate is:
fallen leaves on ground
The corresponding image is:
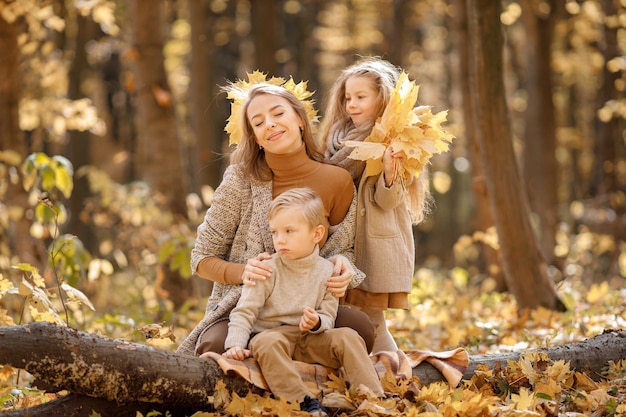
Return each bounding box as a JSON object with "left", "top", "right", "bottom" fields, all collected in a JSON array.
[{"left": 1, "top": 267, "right": 624, "bottom": 416}]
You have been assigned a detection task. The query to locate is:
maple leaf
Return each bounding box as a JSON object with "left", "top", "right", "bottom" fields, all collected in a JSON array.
[
  {"left": 417, "top": 381, "right": 450, "bottom": 404},
  {"left": 441, "top": 390, "right": 498, "bottom": 417},
  {"left": 511, "top": 387, "right": 535, "bottom": 410},
  {"left": 574, "top": 371, "right": 600, "bottom": 391},
  {"left": 261, "top": 394, "right": 298, "bottom": 415},
  {"left": 380, "top": 371, "right": 417, "bottom": 397},
  {"left": 346, "top": 71, "right": 455, "bottom": 181},
  {"left": 211, "top": 380, "right": 231, "bottom": 410},
  {"left": 518, "top": 354, "right": 541, "bottom": 385},
  {"left": 546, "top": 360, "right": 573, "bottom": 386},
  {"left": 223, "top": 391, "right": 276, "bottom": 416},
  {"left": 324, "top": 371, "right": 348, "bottom": 393},
  {"left": 534, "top": 378, "right": 562, "bottom": 399}
]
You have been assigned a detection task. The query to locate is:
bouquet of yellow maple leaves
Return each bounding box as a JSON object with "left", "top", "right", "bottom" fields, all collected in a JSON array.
[{"left": 345, "top": 72, "right": 455, "bottom": 181}]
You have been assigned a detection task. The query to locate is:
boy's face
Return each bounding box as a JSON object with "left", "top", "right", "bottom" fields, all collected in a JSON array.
[
  {"left": 269, "top": 208, "right": 323, "bottom": 260},
  {"left": 344, "top": 75, "right": 378, "bottom": 127}
]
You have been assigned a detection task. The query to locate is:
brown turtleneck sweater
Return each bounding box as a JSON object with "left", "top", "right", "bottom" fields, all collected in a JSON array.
[
  {"left": 198, "top": 143, "right": 354, "bottom": 284},
  {"left": 265, "top": 144, "right": 353, "bottom": 226}
]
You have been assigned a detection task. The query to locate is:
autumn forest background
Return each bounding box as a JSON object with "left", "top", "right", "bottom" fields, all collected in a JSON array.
[{"left": 1, "top": 0, "right": 626, "bottom": 415}]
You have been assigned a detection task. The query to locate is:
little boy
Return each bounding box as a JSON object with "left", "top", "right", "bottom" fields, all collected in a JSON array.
[{"left": 224, "top": 187, "right": 384, "bottom": 416}]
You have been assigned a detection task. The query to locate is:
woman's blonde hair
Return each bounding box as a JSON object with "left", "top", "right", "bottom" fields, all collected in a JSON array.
[
  {"left": 320, "top": 57, "right": 433, "bottom": 224},
  {"left": 229, "top": 84, "right": 323, "bottom": 181}
]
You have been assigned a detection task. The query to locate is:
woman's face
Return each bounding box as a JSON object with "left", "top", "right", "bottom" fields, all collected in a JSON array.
[
  {"left": 344, "top": 75, "right": 379, "bottom": 127},
  {"left": 247, "top": 93, "right": 304, "bottom": 155}
]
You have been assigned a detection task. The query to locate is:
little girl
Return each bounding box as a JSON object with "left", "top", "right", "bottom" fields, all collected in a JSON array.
[{"left": 320, "top": 57, "right": 432, "bottom": 353}]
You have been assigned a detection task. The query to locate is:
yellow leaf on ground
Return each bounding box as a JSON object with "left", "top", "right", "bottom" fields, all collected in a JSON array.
[
  {"left": 511, "top": 387, "right": 535, "bottom": 410},
  {"left": 324, "top": 372, "right": 348, "bottom": 393},
  {"left": 534, "top": 378, "right": 561, "bottom": 399}
]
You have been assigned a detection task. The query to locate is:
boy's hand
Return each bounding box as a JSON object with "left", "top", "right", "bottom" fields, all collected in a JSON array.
[
  {"left": 223, "top": 346, "right": 251, "bottom": 360},
  {"left": 299, "top": 307, "right": 320, "bottom": 332}
]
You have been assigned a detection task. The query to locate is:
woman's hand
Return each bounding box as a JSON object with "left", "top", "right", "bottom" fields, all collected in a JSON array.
[
  {"left": 242, "top": 252, "right": 272, "bottom": 286},
  {"left": 223, "top": 346, "right": 250, "bottom": 361},
  {"left": 326, "top": 255, "right": 354, "bottom": 297},
  {"left": 299, "top": 307, "right": 320, "bottom": 332}
]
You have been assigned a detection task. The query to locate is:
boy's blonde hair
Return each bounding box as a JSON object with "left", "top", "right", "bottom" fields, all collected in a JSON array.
[
  {"left": 268, "top": 187, "right": 326, "bottom": 228},
  {"left": 320, "top": 57, "right": 433, "bottom": 224}
]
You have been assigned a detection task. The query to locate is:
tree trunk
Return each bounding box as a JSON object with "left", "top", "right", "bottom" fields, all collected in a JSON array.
[
  {"left": 250, "top": 0, "right": 279, "bottom": 75},
  {"left": 289, "top": 1, "right": 321, "bottom": 94},
  {"left": 1, "top": 323, "right": 625, "bottom": 416},
  {"left": 129, "top": 0, "right": 188, "bottom": 217},
  {"left": 128, "top": 0, "right": 194, "bottom": 308},
  {"left": 465, "top": 0, "right": 564, "bottom": 311},
  {"left": 0, "top": 323, "right": 259, "bottom": 411},
  {"left": 520, "top": 0, "right": 562, "bottom": 265},
  {"left": 387, "top": 0, "right": 409, "bottom": 66},
  {"left": 452, "top": 0, "right": 506, "bottom": 290},
  {"left": 187, "top": 0, "right": 235, "bottom": 193},
  {"left": 0, "top": 13, "right": 48, "bottom": 269},
  {"left": 590, "top": 0, "right": 621, "bottom": 198},
  {"left": 66, "top": 14, "right": 99, "bottom": 252},
  {"left": 0, "top": 13, "right": 20, "bottom": 151},
  {"left": 0, "top": 393, "right": 200, "bottom": 417}
]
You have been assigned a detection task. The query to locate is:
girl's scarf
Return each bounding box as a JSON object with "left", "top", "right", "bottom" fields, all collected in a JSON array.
[{"left": 324, "top": 121, "right": 370, "bottom": 184}]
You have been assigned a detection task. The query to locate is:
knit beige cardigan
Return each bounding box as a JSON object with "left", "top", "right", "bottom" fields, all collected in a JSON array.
[{"left": 176, "top": 164, "right": 364, "bottom": 356}]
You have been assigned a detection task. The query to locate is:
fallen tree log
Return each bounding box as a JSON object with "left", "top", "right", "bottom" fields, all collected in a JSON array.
[{"left": 1, "top": 323, "right": 625, "bottom": 417}]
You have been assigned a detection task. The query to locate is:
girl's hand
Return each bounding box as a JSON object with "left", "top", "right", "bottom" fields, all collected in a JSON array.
[
  {"left": 326, "top": 255, "right": 354, "bottom": 297},
  {"left": 383, "top": 146, "right": 406, "bottom": 187},
  {"left": 242, "top": 252, "right": 272, "bottom": 286},
  {"left": 223, "top": 346, "right": 251, "bottom": 361},
  {"left": 300, "top": 307, "right": 320, "bottom": 332}
]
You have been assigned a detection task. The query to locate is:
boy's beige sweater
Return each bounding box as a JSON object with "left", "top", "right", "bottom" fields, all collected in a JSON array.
[{"left": 225, "top": 247, "right": 338, "bottom": 350}]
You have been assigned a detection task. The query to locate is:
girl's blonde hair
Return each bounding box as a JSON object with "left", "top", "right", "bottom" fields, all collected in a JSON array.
[
  {"left": 268, "top": 187, "right": 325, "bottom": 229},
  {"left": 229, "top": 84, "right": 323, "bottom": 181},
  {"left": 320, "top": 57, "right": 433, "bottom": 224},
  {"left": 320, "top": 57, "right": 399, "bottom": 142}
]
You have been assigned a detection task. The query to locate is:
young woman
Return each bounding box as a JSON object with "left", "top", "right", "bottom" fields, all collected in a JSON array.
[{"left": 176, "top": 82, "right": 375, "bottom": 357}]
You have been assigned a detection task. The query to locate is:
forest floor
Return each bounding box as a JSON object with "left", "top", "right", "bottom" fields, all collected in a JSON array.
[{"left": 1, "top": 264, "right": 625, "bottom": 416}]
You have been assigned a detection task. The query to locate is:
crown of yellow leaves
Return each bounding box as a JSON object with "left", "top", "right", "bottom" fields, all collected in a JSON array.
[
  {"left": 345, "top": 72, "right": 455, "bottom": 180},
  {"left": 224, "top": 71, "right": 318, "bottom": 146}
]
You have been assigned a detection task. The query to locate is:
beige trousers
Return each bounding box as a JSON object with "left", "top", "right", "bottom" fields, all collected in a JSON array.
[{"left": 249, "top": 325, "right": 384, "bottom": 403}]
